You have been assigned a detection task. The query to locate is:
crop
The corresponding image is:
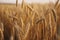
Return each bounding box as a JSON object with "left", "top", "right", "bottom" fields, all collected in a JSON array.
[{"left": 0, "top": 0, "right": 60, "bottom": 40}]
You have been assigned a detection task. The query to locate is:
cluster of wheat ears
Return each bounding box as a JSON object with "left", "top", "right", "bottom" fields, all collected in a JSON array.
[{"left": 0, "top": 0, "right": 60, "bottom": 40}]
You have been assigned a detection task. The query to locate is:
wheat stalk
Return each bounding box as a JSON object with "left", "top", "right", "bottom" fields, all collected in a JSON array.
[
  {"left": 16, "top": 0, "right": 18, "bottom": 7},
  {"left": 23, "top": 22, "right": 30, "bottom": 40},
  {"left": 54, "top": 0, "right": 59, "bottom": 8},
  {"left": 22, "top": 0, "right": 25, "bottom": 9},
  {"left": 0, "top": 22, "right": 4, "bottom": 40}
]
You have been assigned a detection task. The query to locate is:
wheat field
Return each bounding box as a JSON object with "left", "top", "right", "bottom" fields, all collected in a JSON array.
[{"left": 0, "top": 0, "right": 60, "bottom": 40}]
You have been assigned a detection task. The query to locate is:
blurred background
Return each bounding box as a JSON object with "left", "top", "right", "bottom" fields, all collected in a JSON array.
[{"left": 0, "top": 0, "right": 59, "bottom": 4}]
